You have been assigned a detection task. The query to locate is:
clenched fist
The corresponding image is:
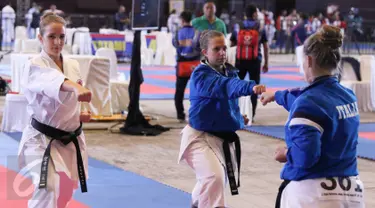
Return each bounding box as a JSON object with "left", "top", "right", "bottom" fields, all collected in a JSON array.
[
  {"left": 252, "top": 84, "right": 266, "bottom": 95},
  {"left": 274, "top": 146, "right": 288, "bottom": 163},
  {"left": 260, "top": 91, "right": 275, "bottom": 106},
  {"left": 80, "top": 111, "right": 91, "bottom": 122},
  {"left": 76, "top": 86, "right": 92, "bottom": 102}
]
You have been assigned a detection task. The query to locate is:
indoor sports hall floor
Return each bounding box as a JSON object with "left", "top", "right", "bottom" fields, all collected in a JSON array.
[{"left": 0, "top": 55, "right": 374, "bottom": 207}]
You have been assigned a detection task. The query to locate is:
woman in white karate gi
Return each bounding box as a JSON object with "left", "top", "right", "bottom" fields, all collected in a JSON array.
[
  {"left": 17, "top": 12, "right": 92, "bottom": 208},
  {"left": 178, "top": 30, "right": 266, "bottom": 208}
]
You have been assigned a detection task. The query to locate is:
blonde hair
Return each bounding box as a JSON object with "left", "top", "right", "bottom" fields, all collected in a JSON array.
[
  {"left": 39, "top": 12, "right": 66, "bottom": 36},
  {"left": 199, "top": 30, "right": 224, "bottom": 51},
  {"left": 304, "top": 25, "right": 343, "bottom": 71}
]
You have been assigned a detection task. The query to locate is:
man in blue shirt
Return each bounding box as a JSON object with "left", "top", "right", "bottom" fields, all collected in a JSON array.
[
  {"left": 172, "top": 11, "right": 200, "bottom": 122},
  {"left": 230, "top": 4, "right": 269, "bottom": 121},
  {"left": 115, "top": 5, "right": 130, "bottom": 31}
]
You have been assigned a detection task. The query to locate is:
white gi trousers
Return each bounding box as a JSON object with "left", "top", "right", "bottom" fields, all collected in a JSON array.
[
  {"left": 18, "top": 125, "right": 88, "bottom": 208},
  {"left": 178, "top": 125, "right": 238, "bottom": 208},
  {"left": 281, "top": 176, "right": 365, "bottom": 208}
]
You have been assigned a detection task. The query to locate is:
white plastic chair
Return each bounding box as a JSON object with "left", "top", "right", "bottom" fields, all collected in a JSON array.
[
  {"left": 80, "top": 57, "right": 112, "bottom": 116},
  {"left": 95, "top": 48, "right": 120, "bottom": 80},
  {"left": 94, "top": 48, "right": 130, "bottom": 113}
]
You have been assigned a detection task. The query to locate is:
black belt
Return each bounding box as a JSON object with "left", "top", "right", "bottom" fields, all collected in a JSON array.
[
  {"left": 275, "top": 180, "right": 290, "bottom": 208},
  {"left": 31, "top": 118, "right": 87, "bottom": 193},
  {"left": 208, "top": 131, "right": 241, "bottom": 195}
]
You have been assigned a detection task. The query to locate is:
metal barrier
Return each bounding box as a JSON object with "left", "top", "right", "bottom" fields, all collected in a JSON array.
[{"left": 269, "top": 28, "right": 375, "bottom": 55}]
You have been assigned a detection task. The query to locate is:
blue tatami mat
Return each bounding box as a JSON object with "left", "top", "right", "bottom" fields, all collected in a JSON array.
[{"left": 1, "top": 132, "right": 190, "bottom": 208}]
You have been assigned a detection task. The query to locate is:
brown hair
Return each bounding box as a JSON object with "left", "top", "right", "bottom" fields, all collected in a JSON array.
[
  {"left": 304, "top": 25, "right": 343, "bottom": 71},
  {"left": 39, "top": 12, "right": 66, "bottom": 36},
  {"left": 199, "top": 30, "right": 224, "bottom": 51}
]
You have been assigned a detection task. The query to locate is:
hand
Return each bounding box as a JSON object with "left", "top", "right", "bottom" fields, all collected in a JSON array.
[
  {"left": 76, "top": 86, "right": 92, "bottom": 102},
  {"left": 274, "top": 146, "right": 288, "bottom": 163},
  {"left": 80, "top": 111, "right": 91, "bottom": 122},
  {"left": 252, "top": 84, "right": 266, "bottom": 95},
  {"left": 262, "top": 64, "right": 269, "bottom": 73},
  {"left": 243, "top": 114, "right": 250, "bottom": 125},
  {"left": 77, "top": 79, "right": 83, "bottom": 86},
  {"left": 260, "top": 91, "right": 275, "bottom": 106}
]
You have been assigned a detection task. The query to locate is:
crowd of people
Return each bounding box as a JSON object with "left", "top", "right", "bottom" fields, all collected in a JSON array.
[{"left": 168, "top": 4, "right": 367, "bottom": 54}]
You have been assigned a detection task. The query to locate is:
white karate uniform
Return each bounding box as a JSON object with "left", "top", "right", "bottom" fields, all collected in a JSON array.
[
  {"left": 178, "top": 125, "right": 238, "bottom": 208},
  {"left": 1, "top": 5, "right": 15, "bottom": 50},
  {"left": 281, "top": 176, "right": 365, "bottom": 208},
  {"left": 17, "top": 50, "right": 88, "bottom": 208},
  {"left": 26, "top": 7, "right": 38, "bottom": 39}
]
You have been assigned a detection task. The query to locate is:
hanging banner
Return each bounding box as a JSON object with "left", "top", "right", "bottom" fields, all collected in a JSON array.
[
  {"left": 145, "top": 34, "right": 157, "bottom": 53},
  {"left": 90, "top": 33, "right": 132, "bottom": 59}
]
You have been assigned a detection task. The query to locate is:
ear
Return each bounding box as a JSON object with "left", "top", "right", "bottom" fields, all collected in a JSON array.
[
  {"left": 202, "top": 48, "right": 208, "bottom": 57},
  {"left": 37, "top": 33, "right": 43, "bottom": 44},
  {"left": 307, "top": 55, "right": 313, "bottom": 68}
]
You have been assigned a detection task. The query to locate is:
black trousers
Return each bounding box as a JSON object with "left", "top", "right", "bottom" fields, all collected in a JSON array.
[
  {"left": 174, "top": 76, "right": 190, "bottom": 120},
  {"left": 235, "top": 59, "right": 261, "bottom": 117}
]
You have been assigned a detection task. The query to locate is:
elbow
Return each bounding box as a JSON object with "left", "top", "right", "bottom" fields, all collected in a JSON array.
[
  {"left": 289, "top": 149, "right": 320, "bottom": 169},
  {"left": 300, "top": 154, "right": 320, "bottom": 169}
]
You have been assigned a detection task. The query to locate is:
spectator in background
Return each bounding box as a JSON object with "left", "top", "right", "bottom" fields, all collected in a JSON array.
[
  {"left": 167, "top": 9, "right": 179, "bottom": 35},
  {"left": 312, "top": 12, "right": 323, "bottom": 33},
  {"left": 1, "top": 2, "right": 16, "bottom": 51},
  {"left": 30, "top": 5, "right": 43, "bottom": 37},
  {"left": 26, "top": 2, "right": 39, "bottom": 39},
  {"left": 344, "top": 7, "right": 363, "bottom": 53},
  {"left": 230, "top": 4, "right": 269, "bottom": 121},
  {"left": 276, "top": 10, "right": 288, "bottom": 53},
  {"left": 172, "top": 11, "right": 200, "bottom": 123},
  {"left": 220, "top": 8, "right": 230, "bottom": 32},
  {"left": 346, "top": 7, "right": 363, "bottom": 39},
  {"left": 265, "top": 11, "right": 276, "bottom": 47},
  {"left": 285, "top": 9, "right": 299, "bottom": 53},
  {"left": 43, "top": 4, "right": 64, "bottom": 16},
  {"left": 333, "top": 11, "right": 346, "bottom": 32},
  {"left": 291, "top": 13, "right": 313, "bottom": 47},
  {"left": 115, "top": 5, "right": 130, "bottom": 31},
  {"left": 192, "top": 1, "right": 227, "bottom": 36},
  {"left": 257, "top": 8, "right": 265, "bottom": 30},
  {"left": 228, "top": 10, "right": 239, "bottom": 34}
]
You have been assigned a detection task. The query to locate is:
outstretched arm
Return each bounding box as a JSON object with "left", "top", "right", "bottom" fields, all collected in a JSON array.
[
  {"left": 260, "top": 88, "right": 303, "bottom": 111},
  {"left": 192, "top": 68, "right": 265, "bottom": 99}
]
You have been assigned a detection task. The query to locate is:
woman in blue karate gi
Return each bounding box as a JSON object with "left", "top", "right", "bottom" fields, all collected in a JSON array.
[
  {"left": 178, "top": 30, "right": 266, "bottom": 208},
  {"left": 261, "top": 25, "right": 365, "bottom": 208}
]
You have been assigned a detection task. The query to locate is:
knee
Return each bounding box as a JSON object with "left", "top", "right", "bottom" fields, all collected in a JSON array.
[{"left": 202, "top": 172, "right": 226, "bottom": 191}]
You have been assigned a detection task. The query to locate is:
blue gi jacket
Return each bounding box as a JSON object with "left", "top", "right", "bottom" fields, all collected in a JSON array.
[
  {"left": 275, "top": 76, "right": 359, "bottom": 180},
  {"left": 189, "top": 61, "right": 256, "bottom": 132}
]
